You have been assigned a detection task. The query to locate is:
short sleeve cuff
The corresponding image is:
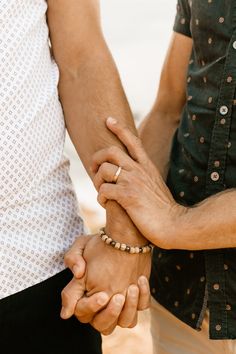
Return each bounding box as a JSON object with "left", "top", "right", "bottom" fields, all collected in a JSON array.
[{"left": 173, "top": 1, "right": 192, "bottom": 38}]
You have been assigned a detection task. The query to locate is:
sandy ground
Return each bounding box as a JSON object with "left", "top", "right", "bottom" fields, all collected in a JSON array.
[{"left": 64, "top": 1, "right": 175, "bottom": 353}]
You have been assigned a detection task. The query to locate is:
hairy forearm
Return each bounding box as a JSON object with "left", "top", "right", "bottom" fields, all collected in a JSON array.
[
  {"left": 168, "top": 189, "right": 236, "bottom": 250},
  {"left": 58, "top": 46, "right": 146, "bottom": 243},
  {"left": 139, "top": 109, "right": 179, "bottom": 180}
]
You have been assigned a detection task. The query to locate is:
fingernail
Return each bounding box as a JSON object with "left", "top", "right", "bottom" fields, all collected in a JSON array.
[
  {"left": 60, "top": 307, "right": 69, "bottom": 319},
  {"left": 138, "top": 276, "right": 147, "bottom": 287},
  {"left": 97, "top": 293, "right": 109, "bottom": 306},
  {"left": 107, "top": 117, "right": 117, "bottom": 125},
  {"left": 114, "top": 294, "right": 125, "bottom": 306},
  {"left": 72, "top": 265, "right": 81, "bottom": 277},
  {"left": 128, "top": 285, "right": 138, "bottom": 297}
]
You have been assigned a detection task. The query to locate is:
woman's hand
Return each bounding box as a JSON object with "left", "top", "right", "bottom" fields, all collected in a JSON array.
[{"left": 92, "top": 118, "right": 187, "bottom": 249}]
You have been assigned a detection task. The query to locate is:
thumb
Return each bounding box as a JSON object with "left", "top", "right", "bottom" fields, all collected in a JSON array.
[
  {"left": 64, "top": 235, "right": 92, "bottom": 278},
  {"left": 60, "top": 276, "right": 86, "bottom": 320}
]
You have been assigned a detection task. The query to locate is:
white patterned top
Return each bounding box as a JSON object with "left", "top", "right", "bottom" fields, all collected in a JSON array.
[{"left": 0, "top": 0, "right": 84, "bottom": 298}]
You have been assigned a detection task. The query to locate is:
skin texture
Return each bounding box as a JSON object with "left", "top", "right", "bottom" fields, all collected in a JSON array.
[
  {"left": 139, "top": 32, "right": 193, "bottom": 179},
  {"left": 95, "top": 118, "right": 236, "bottom": 250},
  {"left": 46, "top": 0, "right": 151, "bottom": 333},
  {"left": 93, "top": 118, "right": 185, "bottom": 250}
]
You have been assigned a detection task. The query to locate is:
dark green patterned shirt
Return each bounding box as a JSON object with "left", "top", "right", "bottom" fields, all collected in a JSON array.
[{"left": 151, "top": 0, "right": 236, "bottom": 339}]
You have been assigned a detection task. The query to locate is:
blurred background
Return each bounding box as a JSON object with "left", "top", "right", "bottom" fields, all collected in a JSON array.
[{"left": 65, "top": 0, "right": 176, "bottom": 233}]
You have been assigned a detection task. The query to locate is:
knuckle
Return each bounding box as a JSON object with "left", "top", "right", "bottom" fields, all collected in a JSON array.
[
  {"left": 108, "top": 146, "right": 119, "bottom": 158},
  {"left": 75, "top": 315, "right": 88, "bottom": 324},
  {"left": 64, "top": 252, "right": 72, "bottom": 265},
  {"left": 99, "top": 184, "right": 107, "bottom": 195},
  {"left": 138, "top": 301, "right": 150, "bottom": 311},
  {"left": 91, "top": 321, "right": 104, "bottom": 333},
  {"left": 118, "top": 320, "right": 129, "bottom": 329},
  {"left": 128, "top": 321, "right": 137, "bottom": 329},
  {"left": 61, "top": 288, "right": 70, "bottom": 304},
  {"left": 100, "top": 163, "right": 106, "bottom": 174},
  {"left": 102, "top": 329, "right": 113, "bottom": 336}
]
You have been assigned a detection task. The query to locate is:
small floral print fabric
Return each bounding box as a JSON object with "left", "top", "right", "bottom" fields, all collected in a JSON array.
[{"left": 0, "top": 0, "right": 84, "bottom": 299}]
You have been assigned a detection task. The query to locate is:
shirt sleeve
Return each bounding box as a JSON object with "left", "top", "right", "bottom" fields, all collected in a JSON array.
[{"left": 173, "top": 0, "right": 192, "bottom": 38}]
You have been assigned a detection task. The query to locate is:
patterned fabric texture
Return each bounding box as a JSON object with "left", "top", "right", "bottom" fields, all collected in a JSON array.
[
  {"left": 0, "top": 0, "right": 84, "bottom": 298},
  {"left": 151, "top": 0, "right": 236, "bottom": 339}
]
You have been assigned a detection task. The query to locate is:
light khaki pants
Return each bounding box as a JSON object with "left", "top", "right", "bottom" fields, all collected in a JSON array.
[
  {"left": 103, "top": 298, "right": 236, "bottom": 354},
  {"left": 151, "top": 298, "right": 236, "bottom": 354}
]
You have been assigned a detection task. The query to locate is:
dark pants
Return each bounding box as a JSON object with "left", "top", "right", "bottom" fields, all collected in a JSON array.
[{"left": 0, "top": 269, "right": 102, "bottom": 354}]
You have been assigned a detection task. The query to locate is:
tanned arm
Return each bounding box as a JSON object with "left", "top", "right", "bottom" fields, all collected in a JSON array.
[
  {"left": 139, "top": 32, "right": 193, "bottom": 179},
  {"left": 46, "top": 0, "right": 151, "bottom": 333}
]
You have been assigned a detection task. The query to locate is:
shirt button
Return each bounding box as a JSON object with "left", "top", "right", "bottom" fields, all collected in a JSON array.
[
  {"left": 227, "top": 76, "right": 233, "bottom": 83},
  {"left": 220, "top": 118, "right": 226, "bottom": 125},
  {"left": 211, "top": 172, "right": 220, "bottom": 182},
  {"left": 214, "top": 161, "right": 220, "bottom": 167},
  {"left": 215, "top": 324, "right": 222, "bottom": 331},
  {"left": 226, "top": 304, "right": 232, "bottom": 311},
  {"left": 219, "top": 105, "right": 228, "bottom": 115},
  {"left": 224, "top": 264, "right": 229, "bottom": 270},
  {"left": 213, "top": 283, "right": 220, "bottom": 290},
  {"left": 233, "top": 41, "right": 236, "bottom": 50}
]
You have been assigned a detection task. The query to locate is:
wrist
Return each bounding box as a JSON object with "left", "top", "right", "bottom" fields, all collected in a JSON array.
[
  {"left": 105, "top": 201, "right": 148, "bottom": 245},
  {"left": 154, "top": 203, "right": 188, "bottom": 250}
]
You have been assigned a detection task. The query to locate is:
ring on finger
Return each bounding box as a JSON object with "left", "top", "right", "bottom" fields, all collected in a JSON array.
[{"left": 112, "top": 166, "right": 122, "bottom": 184}]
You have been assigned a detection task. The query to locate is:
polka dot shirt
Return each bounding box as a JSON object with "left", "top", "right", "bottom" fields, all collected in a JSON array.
[{"left": 151, "top": 0, "right": 236, "bottom": 340}]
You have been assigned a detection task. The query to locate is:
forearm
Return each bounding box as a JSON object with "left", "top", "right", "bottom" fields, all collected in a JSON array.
[
  {"left": 139, "top": 108, "right": 180, "bottom": 180},
  {"left": 58, "top": 45, "right": 146, "bottom": 243},
  {"left": 59, "top": 46, "right": 135, "bottom": 175},
  {"left": 168, "top": 189, "right": 236, "bottom": 250}
]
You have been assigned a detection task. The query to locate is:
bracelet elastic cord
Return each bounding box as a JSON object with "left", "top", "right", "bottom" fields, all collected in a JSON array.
[{"left": 99, "top": 227, "right": 153, "bottom": 254}]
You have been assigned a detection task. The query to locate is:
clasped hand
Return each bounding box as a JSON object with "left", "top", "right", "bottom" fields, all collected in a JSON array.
[
  {"left": 60, "top": 228, "right": 151, "bottom": 335},
  {"left": 60, "top": 117, "right": 183, "bottom": 335}
]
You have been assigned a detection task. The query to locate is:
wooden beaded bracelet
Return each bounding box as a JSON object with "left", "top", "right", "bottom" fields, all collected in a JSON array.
[{"left": 99, "top": 227, "right": 153, "bottom": 254}]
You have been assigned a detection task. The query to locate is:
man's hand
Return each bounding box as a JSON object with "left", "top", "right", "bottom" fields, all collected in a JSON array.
[{"left": 60, "top": 234, "right": 151, "bottom": 334}]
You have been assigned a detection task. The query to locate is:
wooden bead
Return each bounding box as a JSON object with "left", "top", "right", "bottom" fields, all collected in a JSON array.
[
  {"left": 101, "top": 235, "right": 108, "bottom": 242},
  {"left": 120, "top": 243, "right": 126, "bottom": 251},
  {"left": 105, "top": 238, "right": 112, "bottom": 245},
  {"left": 99, "top": 228, "right": 152, "bottom": 254},
  {"left": 110, "top": 241, "right": 116, "bottom": 247}
]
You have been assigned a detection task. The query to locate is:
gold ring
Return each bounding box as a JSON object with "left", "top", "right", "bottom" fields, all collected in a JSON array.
[{"left": 112, "top": 166, "right": 122, "bottom": 184}]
